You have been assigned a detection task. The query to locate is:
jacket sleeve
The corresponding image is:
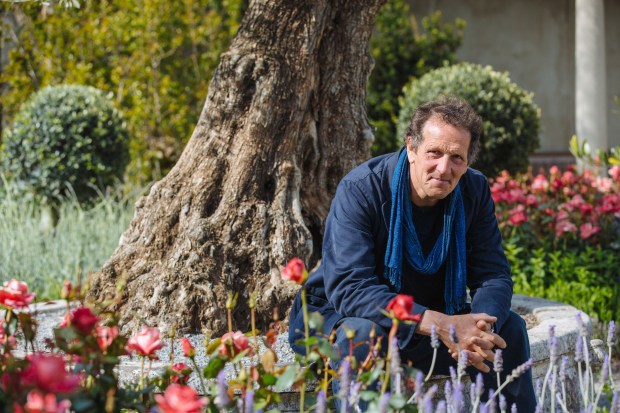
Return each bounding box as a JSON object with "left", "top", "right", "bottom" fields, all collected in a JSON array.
[
  {"left": 466, "top": 176, "right": 513, "bottom": 331},
  {"left": 322, "top": 178, "right": 426, "bottom": 348}
]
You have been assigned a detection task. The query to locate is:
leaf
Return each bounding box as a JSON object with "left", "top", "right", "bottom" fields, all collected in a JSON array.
[
  {"left": 274, "top": 364, "right": 300, "bottom": 391},
  {"left": 203, "top": 356, "right": 225, "bottom": 379},
  {"left": 389, "top": 393, "right": 407, "bottom": 409},
  {"left": 205, "top": 337, "right": 222, "bottom": 355}
]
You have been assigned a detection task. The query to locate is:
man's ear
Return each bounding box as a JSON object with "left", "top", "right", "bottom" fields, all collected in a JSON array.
[{"left": 405, "top": 136, "right": 416, "bottom": 163}]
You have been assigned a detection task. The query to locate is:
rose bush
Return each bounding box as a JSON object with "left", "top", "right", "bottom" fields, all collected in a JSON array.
[{"left": 490, "top": 164, "right": 620, "bottom": 322}]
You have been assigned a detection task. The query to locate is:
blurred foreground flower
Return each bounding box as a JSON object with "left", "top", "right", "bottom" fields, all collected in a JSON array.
[
  {"left": 281, "top": 257, "right": 308, "bottom": 284},
  {"left": 23, "top": 390, "right": 71, "bottom": 413},
  {"left": 20, "top": 354, "right": 81, "bottom": 394},
  {"left": 386, "top": 294, "right": 422, "bottom": 322},
  {"left": 0, "top": 279, "right": 35, "bottom": 309},
  {"left": 219, "top": 331, "right": 251, "bottom": 359},
  {"left": 126, "top": 327, "right": 164, "bottom": 359},
  {"left": 154, "top": 383, "right": 208, "bottom": 413}
]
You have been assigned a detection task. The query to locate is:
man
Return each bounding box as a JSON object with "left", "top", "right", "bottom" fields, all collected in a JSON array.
[{"left": 288, "top": 97, "right": 536, "bottom": 410}]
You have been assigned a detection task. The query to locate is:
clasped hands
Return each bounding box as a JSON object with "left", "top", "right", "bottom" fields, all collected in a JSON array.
[{"left": 416, "top": 310, "right": 506, "bottom": 373}]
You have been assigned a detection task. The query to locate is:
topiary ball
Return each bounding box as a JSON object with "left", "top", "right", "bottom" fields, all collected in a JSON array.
[
  {"left": 2, "top": 84, "right": 129, "bottom": 203},
  {"left": 397, "top": 63, "right": 541, "bottom": 178}
]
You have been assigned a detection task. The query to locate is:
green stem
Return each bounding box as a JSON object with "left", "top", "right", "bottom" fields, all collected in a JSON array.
[
  {"left": 380, "top": 320, "right": 399, "bottom": 397},
  {"left": 190, "top": 357, "right": 208, "bottom": 396}
]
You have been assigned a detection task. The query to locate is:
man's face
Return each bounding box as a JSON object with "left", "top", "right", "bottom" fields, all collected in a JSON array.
[{"left": 406, "top": 115, "right": 471, "bottom": 207}]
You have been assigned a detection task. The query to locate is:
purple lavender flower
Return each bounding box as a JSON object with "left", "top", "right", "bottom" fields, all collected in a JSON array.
[
  {"left": 457, "top": 350, "right": 468, "bottom": 379},
  {"left": 452, "top": 383, "right": 464, "bottom": 412},
  {"left": 475, "top": 373, "right": 484, "bottom": 399},
  {"left": 449, "top": 324, "right": 458, "bottom": 344},
  {"left": 600, "top": 355, "right": 610, "bottom": 383},
  {"left": 423, "top": 385, "right": 436, "bottom": 413},
  {"left": 316, "top": 390, "right": 327, "bottom": 413},
  {"left": 610, "top": 391, "right": 618, "bottom": 413},
  {"left": 338, "top": 358, "right": 351, "bottom": 407},
  {"left": 535, "top": 378, "right": 542, "bottom": 400},
  {"left": 444, "top": 380, "right": 452, "bottom": 405},
  {"left": 608, "top": 320, "right": 616, "bottom": 347},
  {"left": 560, "top": 355, "right": 568, "bottom": 383},
  {"left": 435, "top": 400, "right": 447, "bottom": 413},
  {"left": 245, "top": 390, "right": 254, "bottom": 413},
  {"left": 215, "top": 369, "right": 231, "bottom": 409},
  {"left": 511, "top": 403, "right": 518, "bottom": 413},
  {"left": 576, "top": 312, "right": 586, "bottom": 337},
  {"left": 499, "top": 394, "right": 507, "bottom": 412},
  {"left": 431, "top": 325, "right": 439, "bottom": 349},
  {"left": 379, "top": 392, "right": 391, "bottom": 413},
  {"left": 575, "top": 334, "right": 584, "bottom": 363},
  {"left": 390, "top": 336, "right": 403, "bottom": 392},
  {"left": 487, "top": 389, "right": 496, "bottom": 413},
  {"left": 414, "top": 370, "right": 424, "bottom": 399},
  {"left": 449, "top": 366, "right": 457, "bottom": 385},
  {"left": 548, "top": 324, "right": 556, "bottom": 340},
  {"left": 508, "top": 358, "right": 533, "bottom": 382},
  {"left": 549, "top": 336, "right": 558, "bottom": 364},
  {"left": 349, "top": 381, "right": 363, "bottom": 409},
  {"left": 494, "top": 349, "right": 503, "bottom": 373}
]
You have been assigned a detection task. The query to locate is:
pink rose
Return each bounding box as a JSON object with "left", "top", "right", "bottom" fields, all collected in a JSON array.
[
  {"left": 127, "top": 327, "right": 165, "bottom": 359},
  {"left": 154, "top": 384, "right": 208, "bottom": 413},
  {"left": 24, "top": 390, "right": 71, "bottom": 413},
  {"left": 579, "top": 223, "right": 601, "bottom": 240},
  {"left": 386, "top": 294, "right": 422, "bottom": 322},
  {"left": 180, "top": 337, "right": 195, "bottom": 358},
  {"left": 609, "top": 165, "right": 620, "bottom": 181},
  {"left": 69, "top": 307, "right": 99, "bottom": 335},
  {"left": 219, "top": 331, "right": 251, "bottom": 358},
  {"left": 96, "top": 325, "right": 119, "bottom": 352},
  {"left": 0, "top": 279, "right": 35, "bottom": 309},
  {"left": 509, "top": 209, "right": 528, "bottom": 226},
  {"left": 281, "top": 258, "right": 308, "bottom": 284},
  {"left": 20, "top": 354, "right": 81, "bottom": 394},
  {"left": 531, "top": 174, "right": 549, "bottom": 193},
  {"left": 555, "top": 219, "right": 577, "bottom": 238}
]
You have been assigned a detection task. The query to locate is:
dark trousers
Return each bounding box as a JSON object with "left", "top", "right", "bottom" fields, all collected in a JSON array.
[{"left": 328, "top": 311, "right": 536, "bottom": 412}]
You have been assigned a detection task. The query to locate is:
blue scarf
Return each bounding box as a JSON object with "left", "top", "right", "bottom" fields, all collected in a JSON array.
[{"left": 383, "top": 149, "right": 467, "bottom": 315}]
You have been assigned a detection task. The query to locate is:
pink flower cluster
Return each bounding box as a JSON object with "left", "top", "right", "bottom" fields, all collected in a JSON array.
[{"left": 491, "top": 165, "right": 620, "bottom": 243}]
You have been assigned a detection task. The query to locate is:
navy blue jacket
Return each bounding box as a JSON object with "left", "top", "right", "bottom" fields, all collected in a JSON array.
[{"left": 288, "top": 151, "right": 513, "bottom": 349}]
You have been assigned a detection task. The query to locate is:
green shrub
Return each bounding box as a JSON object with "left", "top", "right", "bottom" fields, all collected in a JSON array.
[
  {"left": 368, "top": 5, "right": 464, "bottom": 156},
  {"left": 397, "top": 63, "right": 541, "bottom": 177},
  {"left": 2, "top": 85, "right": 129, "bottom": 203}
]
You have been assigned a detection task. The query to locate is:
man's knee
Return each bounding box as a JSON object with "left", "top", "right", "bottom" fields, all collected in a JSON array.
[{"left": 334, "top": 317, "right": 386, "bottom": 363}]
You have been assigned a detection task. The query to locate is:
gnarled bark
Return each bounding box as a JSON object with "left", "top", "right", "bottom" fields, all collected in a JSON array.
[{"left": 87, "top": 0, "right": 385, "bottom": 335}]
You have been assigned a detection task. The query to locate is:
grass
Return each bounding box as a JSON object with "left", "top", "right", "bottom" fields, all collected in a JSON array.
[{"left": 0, "top": 179, "right": 140, "bottom": 301}]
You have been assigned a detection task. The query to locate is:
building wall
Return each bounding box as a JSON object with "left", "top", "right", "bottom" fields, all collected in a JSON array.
[{"left": 408, "top": 0, "right": 620, "bottom": 154}]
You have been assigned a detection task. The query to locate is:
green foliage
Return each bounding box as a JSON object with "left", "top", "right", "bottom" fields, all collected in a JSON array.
[
  {"left": 0, "top": 177, "right": 137, "bottom": 301},
  {"left": 2, "top": 85, "right": 129, "bottom": 203},
  {"left": 398, "top": 63, "right": 541, "bottom": 177},
  {"left": 506, "top": 243, "right": 620, "bottom": 323},
  {"left": 569, "top": 135, "right": 620, "bottom": 172},
  {"left": 368, "top": 4, "right": 465, "bottom": 156},
  {"left": 1, "top": 0, "right": 246, "bottom": 185}
]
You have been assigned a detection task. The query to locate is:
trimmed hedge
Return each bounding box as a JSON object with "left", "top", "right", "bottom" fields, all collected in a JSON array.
[
  {"left": 2, "top": 85, "right": 129, "bottom": 203},
  {"left": 397, "top": 63, "right": 541, "bottom": 177}
]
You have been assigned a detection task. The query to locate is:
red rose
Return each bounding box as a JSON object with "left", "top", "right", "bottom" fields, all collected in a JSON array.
[
  {"left": 219, "top": 331, "right": 251, "bottom": 359},
  {"left": 169, "top": 362, "right": 192, "bottom": 385},
  {"left": 180, "top": 337, "right": 195, "bottom": 358},
  {"left": 154, "top": 384, "right": 208, "bottom": 413},
  {"left": 281, "top": 258, "right": 308, "bottom": 284},
  {"left": 386, "top": 294, "right": 422, "bottom": 322},
  {"left": 0, "top": 279, "right": 35, "bottom": 309},
  {"left": 126, "top": 327, "right": 164, "bottom": 359},
  {"left": 20, "top": 354, "right": 81, "bottom": 394},
  {"left": 70, "top": 307, "right": 99, "bottom": 335}
]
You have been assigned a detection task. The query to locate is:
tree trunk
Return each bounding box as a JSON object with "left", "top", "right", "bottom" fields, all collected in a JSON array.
[{"left": 87, "top": 0, "right": 385, "bottom": 335}]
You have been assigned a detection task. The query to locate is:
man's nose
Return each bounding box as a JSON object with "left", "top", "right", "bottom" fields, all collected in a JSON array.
[{"left": 436, "top": 156, "right": 450, "bottom": 174}]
